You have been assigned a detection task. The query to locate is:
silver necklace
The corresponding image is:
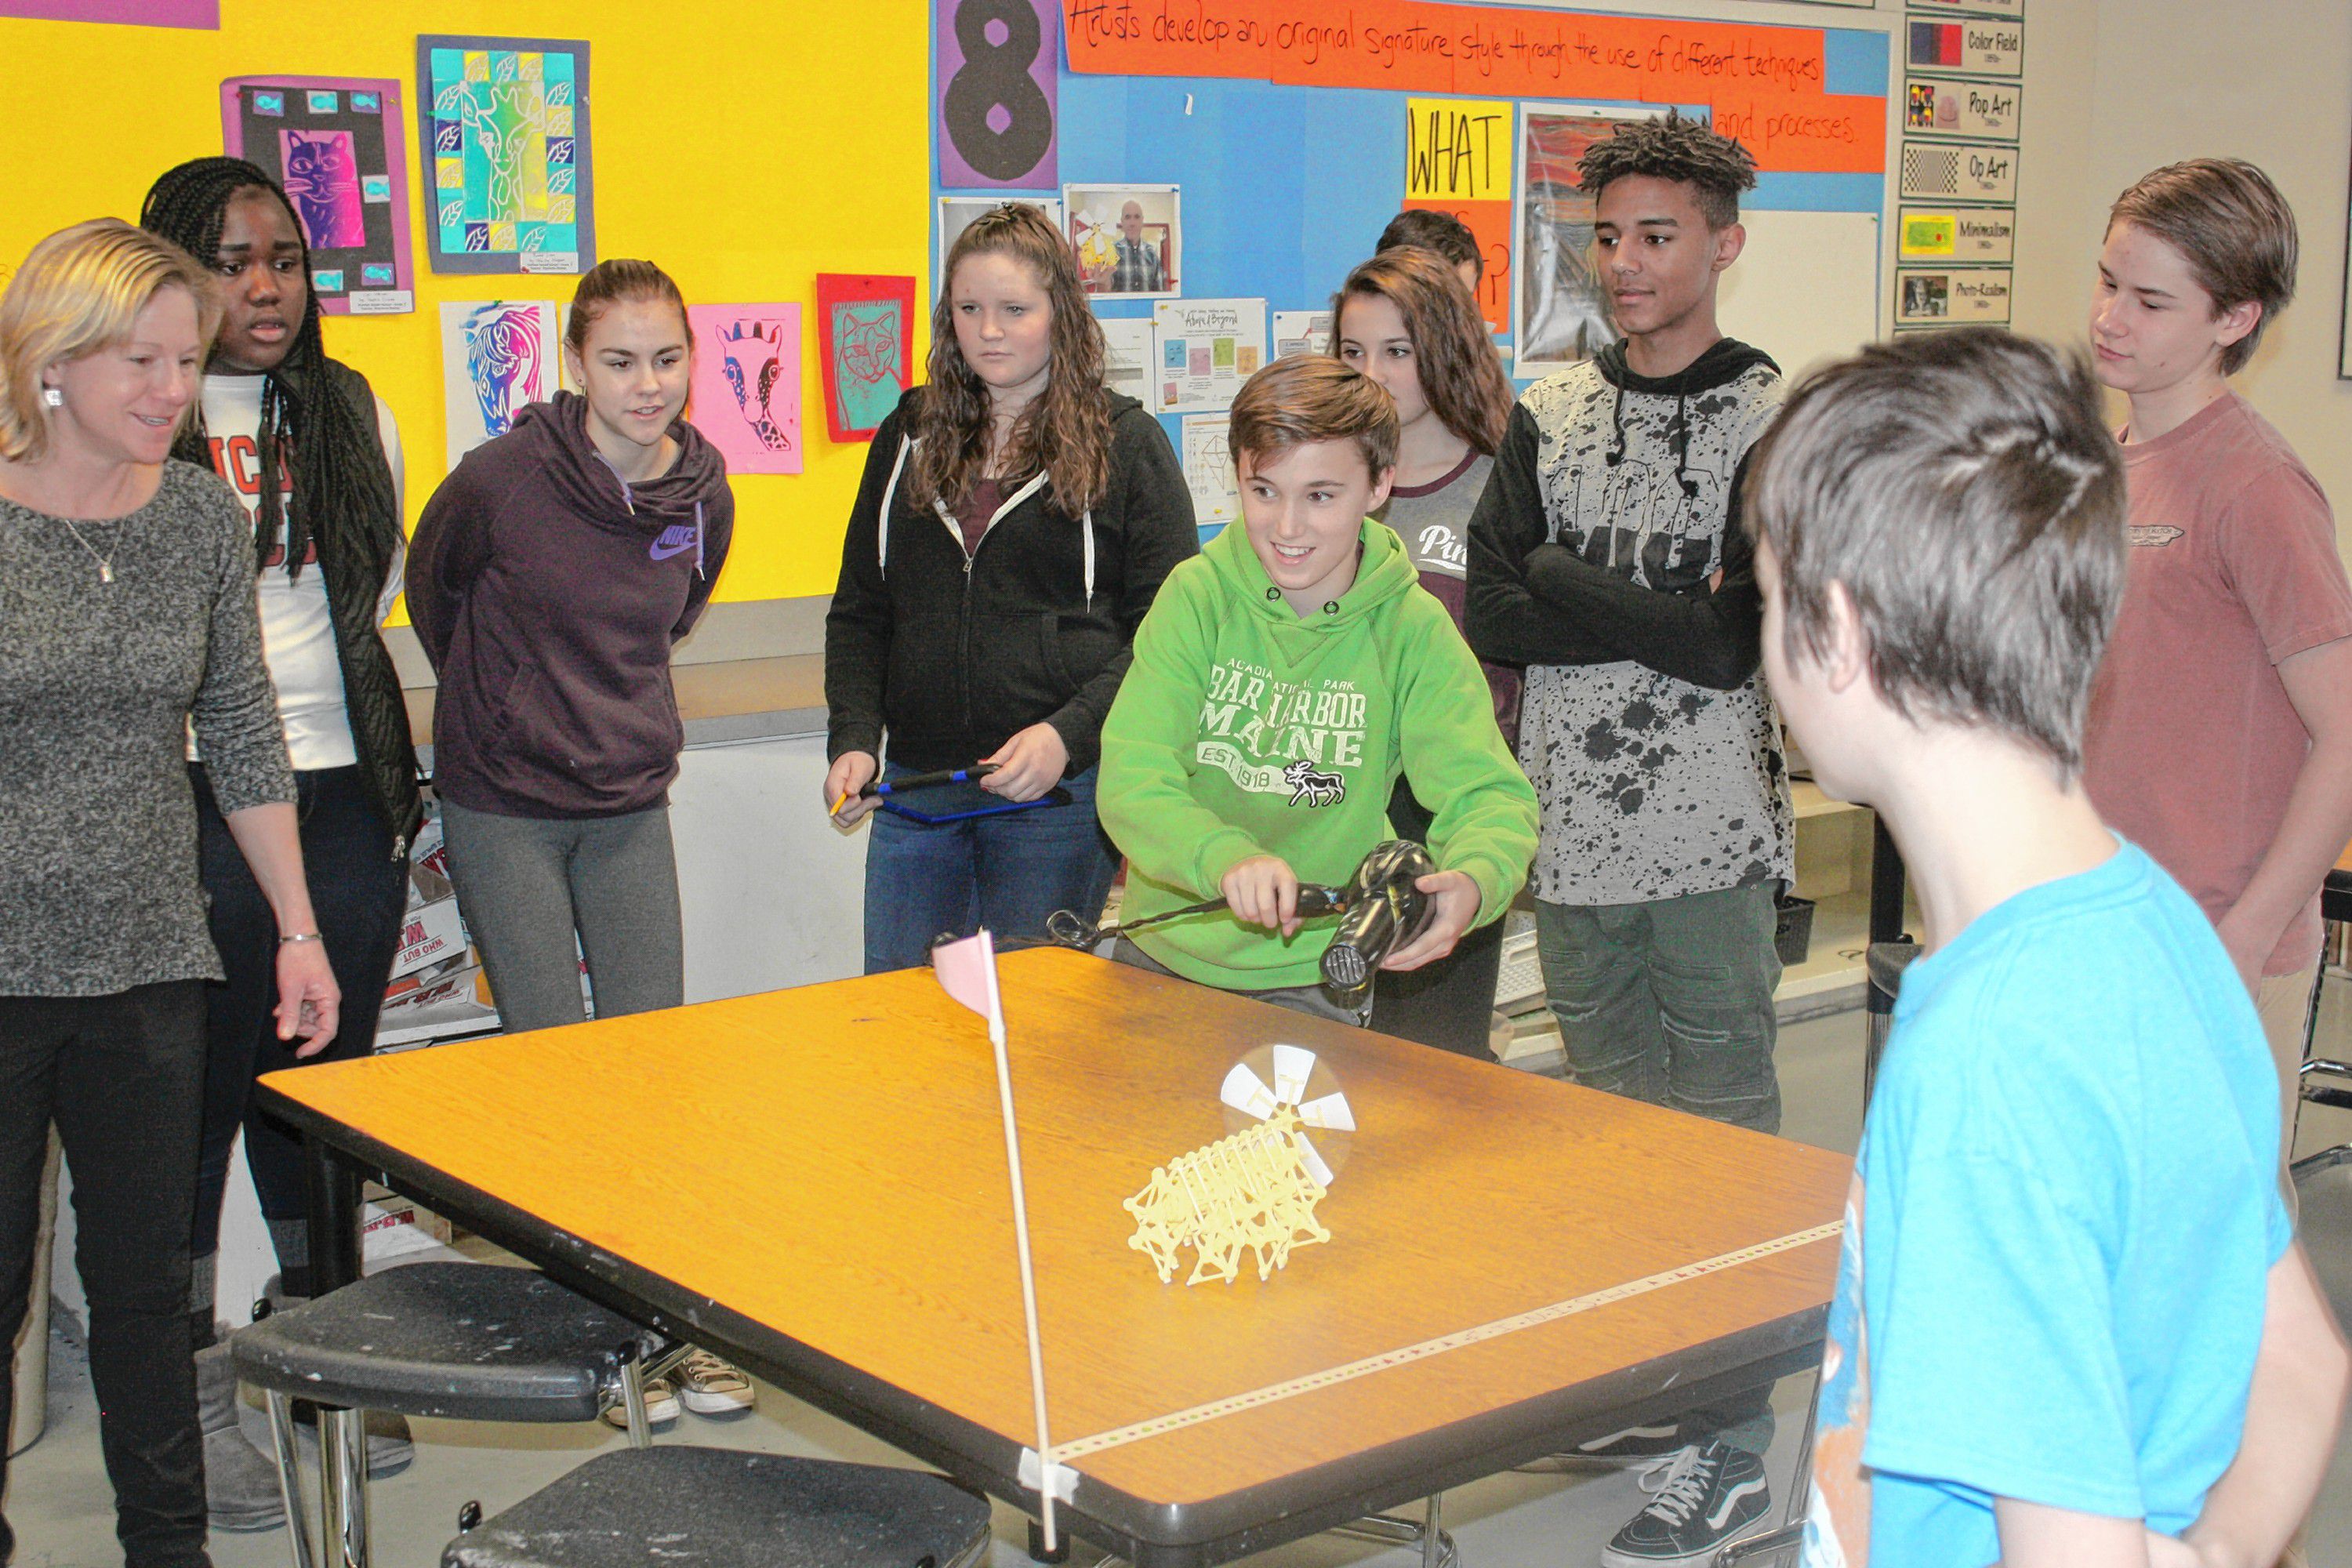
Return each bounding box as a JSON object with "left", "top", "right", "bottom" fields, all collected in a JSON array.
[{"left": 56, "top": 517, "right": 122, "bottom": 583}]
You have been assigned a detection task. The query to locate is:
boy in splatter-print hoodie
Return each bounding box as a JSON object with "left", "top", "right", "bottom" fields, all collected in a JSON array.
[{"left": 1465, "top": 111, "right": 1792, "bottom": 1568}]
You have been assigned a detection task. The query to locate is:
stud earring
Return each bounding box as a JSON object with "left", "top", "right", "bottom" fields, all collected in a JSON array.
[{"left": 41, "top": 387, "right": 63, "bottom": 408}]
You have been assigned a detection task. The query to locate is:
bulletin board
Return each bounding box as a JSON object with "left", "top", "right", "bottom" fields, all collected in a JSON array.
[
  {"left": 0, "top": 2, "right": 931, "bottom": 606},
  {"left": 931, "top": 0, "right": 1892, "bottom": 514}
]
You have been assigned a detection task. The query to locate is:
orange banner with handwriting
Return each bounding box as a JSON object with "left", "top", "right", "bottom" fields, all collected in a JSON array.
[{"left": 1062, "top": 0, "right": 1885, "bottom": 173}]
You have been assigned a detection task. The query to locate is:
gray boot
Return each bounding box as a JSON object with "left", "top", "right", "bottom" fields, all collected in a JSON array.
[{"left": 198, "top": 1342, "right": 288, "bottom": 1532}]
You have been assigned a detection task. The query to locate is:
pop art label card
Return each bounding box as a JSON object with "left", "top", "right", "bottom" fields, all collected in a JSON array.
[
  {"left": 416, "top": 36, "right": 594, "bottom": 276},
  {"left": 815, "top": 275, "right": 913, "bottom": 445},
  {"left": 688, "top": 303, "right": 804, "bottom": 475},
  {"left": 221, "top": 76, "right": 414, "bottom": 314}
]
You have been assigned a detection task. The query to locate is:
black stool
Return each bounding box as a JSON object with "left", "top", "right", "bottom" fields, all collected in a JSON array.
[
  {"left": 233, "top": 1261, "right": 669, "bottom": 1568},
  {"left": 441, "top": 1445, "right": 995, "bottom": 1568}
]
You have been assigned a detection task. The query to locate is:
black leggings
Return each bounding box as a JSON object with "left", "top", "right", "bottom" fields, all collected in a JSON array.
[
  {"left": 0, "top": 983, "right": 210, "bottom": 1568},
  {"left": 190, "top": 764, "right": 405, "bottom": 1298}
]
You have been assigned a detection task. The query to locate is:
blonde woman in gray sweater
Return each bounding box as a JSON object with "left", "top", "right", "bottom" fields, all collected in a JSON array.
[{"left": 0, "top": 220, "right": 337, "bottom": 1568}]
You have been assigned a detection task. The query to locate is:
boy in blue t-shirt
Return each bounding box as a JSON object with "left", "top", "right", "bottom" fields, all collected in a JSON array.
[{"left": 1741, "top": 328, "right": 2348, "bottom": 1567}]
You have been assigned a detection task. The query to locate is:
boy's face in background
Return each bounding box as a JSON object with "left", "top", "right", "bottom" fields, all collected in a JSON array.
[
  {"left": 1592, "top": 174, "right": 1738, "bottom": 343},
  {"left": 2089, "top": 220, "right": 2249, "bottom": 399},
  {"left": 1237, "top": 437, "right": 1394, "bottom": 615}
]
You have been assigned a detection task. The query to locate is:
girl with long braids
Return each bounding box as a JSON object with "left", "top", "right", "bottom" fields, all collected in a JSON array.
[
  {"left": 139, "top": 157, "right": 420, "bottom": 1527},
  {"left": 1332, "top": 245, "right": 1522, "bottom": 1056},
  {"left": 824, "top": 202, "right": 1196, "bottom": 972}
]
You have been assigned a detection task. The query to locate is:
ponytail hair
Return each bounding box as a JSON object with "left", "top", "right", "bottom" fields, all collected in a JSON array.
[{"left": 567, "top": 258, "right": 691, "bottom": 354}]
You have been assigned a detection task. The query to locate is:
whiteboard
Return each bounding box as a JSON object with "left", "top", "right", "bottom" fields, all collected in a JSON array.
[{"left": 1718, "top": 209, "right": 1883, "bottom": 385}]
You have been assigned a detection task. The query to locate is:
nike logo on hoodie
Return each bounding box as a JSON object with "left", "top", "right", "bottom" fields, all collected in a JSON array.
[{"left": 649, "top": 523, "right": 699, "bottom": 561}]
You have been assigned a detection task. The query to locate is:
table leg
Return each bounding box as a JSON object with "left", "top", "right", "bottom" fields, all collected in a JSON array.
[
  {"left": 320, "top": 1406, "right": 371, "bottom": 1568},
  {"left": 1421, "top": 1492, "right": 1444, "bottom": 1568},
  {"left": 303, "top": 1131, "right": 362, "bottom": 1296}
]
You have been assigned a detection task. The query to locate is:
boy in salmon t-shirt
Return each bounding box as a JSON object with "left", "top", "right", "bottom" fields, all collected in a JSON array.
[{"left": 2082, "top": 159, "right": 2352, "bottom": 1145}]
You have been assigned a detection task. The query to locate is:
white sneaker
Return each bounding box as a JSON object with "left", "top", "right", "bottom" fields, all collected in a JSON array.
[
  {"left": 676, "top": 1349, "right": 756, "bottom": 1417},
  {"left": 599, "top": 1374, "right": 681, "bottom": 1429}
]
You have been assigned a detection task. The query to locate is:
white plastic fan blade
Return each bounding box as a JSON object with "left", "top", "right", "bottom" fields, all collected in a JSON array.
[
  {"left": 1219, "top": 1062, "right": 1280, "bottom": 1120},
  {"left": 1295, "top": 1091, "right": 1355, "bottom": 1131},
  {"left": 1271, "top": 1044, "right": 1316, "bottom": 1105},
  {"left": 1296, "top": 1132, "right": 1337, "bottom": 1187}
]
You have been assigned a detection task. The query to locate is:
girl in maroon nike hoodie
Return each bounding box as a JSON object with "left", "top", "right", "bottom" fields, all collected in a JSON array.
[{"left": 408, "top": 260, "right": 734, "bottom": 1037}]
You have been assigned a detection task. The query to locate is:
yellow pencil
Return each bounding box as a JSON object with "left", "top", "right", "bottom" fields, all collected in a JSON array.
[{"left": 828, "top": 789, "right": 851, "bottom": 816}]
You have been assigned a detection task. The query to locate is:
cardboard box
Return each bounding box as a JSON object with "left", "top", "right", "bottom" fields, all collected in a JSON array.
[{"left": 390, "top": 895, "right": 467, "bottom": 979}]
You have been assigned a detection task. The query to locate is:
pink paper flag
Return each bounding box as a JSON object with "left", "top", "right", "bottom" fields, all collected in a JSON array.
[{"left": 931, "top": 930, "right": 1004, "bottom": 1033}]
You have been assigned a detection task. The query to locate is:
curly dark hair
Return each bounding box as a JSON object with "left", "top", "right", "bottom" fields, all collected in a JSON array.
[
  {"left": 1575, "top": 111, "right": 1758, "bottom": 230},
  {"left": 908, "top": 203, "right": 1112, "bottom": 517}
]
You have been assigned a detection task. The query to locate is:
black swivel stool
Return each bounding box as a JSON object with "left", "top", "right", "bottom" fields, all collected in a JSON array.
[
  {"left": 232, "top": 1261, "right": 671, "bottom": 1568},
  {"left": 441, "top": 1446, "right": 996, "bottom": 1568}
]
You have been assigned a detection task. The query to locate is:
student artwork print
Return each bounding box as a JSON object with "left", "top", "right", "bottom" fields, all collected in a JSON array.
[
  {"left": 1512, "top": 103, "right": 1663, "bottom": 377},
  {"left": 688, "top": 303, "right": 804, "bottom": 475},
  {"left": 1068, "top": 183, "right": 1180, "bottom": 300},
  {"left": 220, "top": 76, "right": 414, "bottom": 314},
  {"left": 1, "top": 0, "right": 215, "bottom": 21},
  {"left": 935, "top": 0, "right": 1058, "bottom": 190},
  {"left": 416, "top": 36, "right": 594, "bottom": 276},
  {"left": 814, "top": 275, "right": 914, "bottom": 445},
  {"left": 440, "top": 298, "right": 561, "bottom": 467}
]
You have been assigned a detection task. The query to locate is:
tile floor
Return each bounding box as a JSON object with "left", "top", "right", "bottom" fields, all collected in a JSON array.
[{"left": 8, "top": 981, "right": 2350, "bottom": 1567}]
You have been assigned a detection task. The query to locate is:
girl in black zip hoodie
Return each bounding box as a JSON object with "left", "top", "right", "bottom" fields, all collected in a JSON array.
[
  {"left": 825, "top": 204, "right": 1196, "bottom": 972},
  {"left": 409, "top": 261, "right": 733, "bottom": 1034}
]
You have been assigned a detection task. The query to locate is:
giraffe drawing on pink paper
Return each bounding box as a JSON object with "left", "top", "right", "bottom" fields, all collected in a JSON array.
[{"left": 715, "top": 319, "right": 793, "bottom": 453}]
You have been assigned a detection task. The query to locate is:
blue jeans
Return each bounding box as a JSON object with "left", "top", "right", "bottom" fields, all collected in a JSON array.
[{"left": 862, "top": 765, "right": 1118, "bottom": 974}]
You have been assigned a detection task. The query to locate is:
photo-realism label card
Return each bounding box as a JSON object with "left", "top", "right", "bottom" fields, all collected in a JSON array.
[{"left": 1896, "top": 267, "right": 2013, "bottom": 327}]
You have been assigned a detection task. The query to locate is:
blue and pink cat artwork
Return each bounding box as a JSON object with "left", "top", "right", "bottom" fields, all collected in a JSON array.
[{"left": 279, "top": 128, "right": 366, "bottom": 251}]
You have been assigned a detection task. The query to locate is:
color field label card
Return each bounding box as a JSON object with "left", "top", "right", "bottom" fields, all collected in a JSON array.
[{"left": 1907, "top": 17, "right": 2024, "bottom": 75}]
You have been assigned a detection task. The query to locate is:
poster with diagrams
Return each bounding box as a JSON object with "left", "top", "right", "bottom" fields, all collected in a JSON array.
[
  {"left": 1271, "top": 310, "right": 1334, "bottom": 359},
  {"left": 1180, "top": 415, "right": 1240, "bottom": 527},
  {"left": 222, "top": 76, "right": 415, "bottom": 314},
  {"left": 1152, "top": 299, "right": 1265, "bottom": 416},
  {"left": 1098, "top": 316, "right": 1154, "bottom": 402},
  {"left": 440, "top": 299, "right": 561, "bottom": 466},
  {"left": 416, "top": 35, "right": 593, "bottom": 275}
]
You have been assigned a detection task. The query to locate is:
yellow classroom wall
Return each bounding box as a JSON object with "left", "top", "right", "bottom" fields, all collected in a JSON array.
[{"left": 0, "top": 2, "right": 931, "bottom": 606}]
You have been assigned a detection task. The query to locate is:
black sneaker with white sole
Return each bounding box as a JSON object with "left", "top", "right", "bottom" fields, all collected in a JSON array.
[
  {"left": 1570, "top": 1421, "right": 1687, "bottom": 1464},
  {"left": 1599, "top": 1443, "right": 1770, "bottom": 1567}
]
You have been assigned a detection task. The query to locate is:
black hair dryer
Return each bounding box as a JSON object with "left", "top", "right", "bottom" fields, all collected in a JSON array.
[{"left": 1319, "top": 840, "right": 1439, "bottom": 999}]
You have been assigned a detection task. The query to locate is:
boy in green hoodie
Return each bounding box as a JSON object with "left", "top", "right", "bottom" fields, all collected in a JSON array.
[{"left": 1098, "top": 357, "right": 1537, "bottom": 1022}]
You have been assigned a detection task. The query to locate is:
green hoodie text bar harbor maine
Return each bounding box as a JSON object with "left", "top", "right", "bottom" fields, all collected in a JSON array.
[{"left": 1100, "top": 517, "right": 1540, "bottom": 992}]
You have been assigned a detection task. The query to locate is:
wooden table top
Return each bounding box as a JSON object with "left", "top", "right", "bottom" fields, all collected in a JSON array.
[{"left": 262, "top": 948, "right": 1847, "bottom": 1562}]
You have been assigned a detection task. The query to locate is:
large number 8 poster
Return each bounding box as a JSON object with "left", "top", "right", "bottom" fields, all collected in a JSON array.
[{"left": 936, "top": 0, "right": 1058, "bottom": 191}]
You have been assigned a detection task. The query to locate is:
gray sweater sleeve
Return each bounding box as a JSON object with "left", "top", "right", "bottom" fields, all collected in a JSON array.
[{"left": 188, "top": 487, "right": 295, "bottom": 814}]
